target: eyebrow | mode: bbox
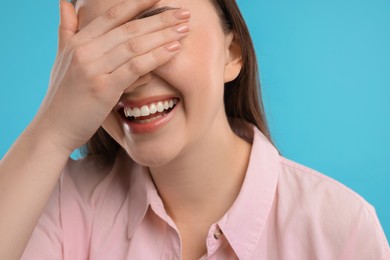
[135,6,179,20]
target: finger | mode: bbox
[92,23,189,74]
[107,41,181,92]
[91,8,190,55]
[76,0,160,40]
[58,0,78,53]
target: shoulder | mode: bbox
[278,156,368,208]
[275,156,390,258]
[277,155,375,223]
[22,155,120,259]
[60,155,131,208]
[60,154,126,206]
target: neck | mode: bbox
[149,118,252,227]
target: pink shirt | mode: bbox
[22,125,390,259]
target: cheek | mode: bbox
[183,30,227,106]
[156,28,227,92]
[186,28,226,73]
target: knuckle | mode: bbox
[160,12,171,24]
[72,46,89,64]
[82,66,96,81]
[89,76,107,97]
[126,39,142,54]
[127,59,144,75]
[74,64,95,84]
[90,84,105,98]
[105,5,121,21]
[122,21,139,35]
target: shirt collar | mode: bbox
[217,125,280,259]
[122,151,174,239]
[118,152,152,239]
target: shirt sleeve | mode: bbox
[344,202,390,260]
[20,181,63,260]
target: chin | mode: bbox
[103,115,187,168]
[123,147,177,168]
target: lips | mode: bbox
[116,95,180,134]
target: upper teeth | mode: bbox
[124,98,177,118]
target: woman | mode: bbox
[0,0,388,259]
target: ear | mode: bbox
[224,32,243,83]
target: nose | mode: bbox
[123,73,153,93]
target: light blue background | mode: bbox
[1,1,389,241]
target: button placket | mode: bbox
[206,225,224,256]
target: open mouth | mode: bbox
[119,98,179,124]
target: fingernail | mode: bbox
[174,9,191,20]
[166,42,181,52]
[175,24,189,33]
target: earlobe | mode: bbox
[224,32,243,83]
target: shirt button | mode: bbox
[213,229,222,240]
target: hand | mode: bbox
[34,0,190,153]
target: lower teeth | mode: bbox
[134,114,163,124]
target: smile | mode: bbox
[124,98,178,123]
[118,97,180,134]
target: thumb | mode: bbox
[58,0,78,53]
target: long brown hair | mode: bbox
[71,0,277,160]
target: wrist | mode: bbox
[27,117,74,157]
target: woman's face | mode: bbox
[77,0,241,167]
